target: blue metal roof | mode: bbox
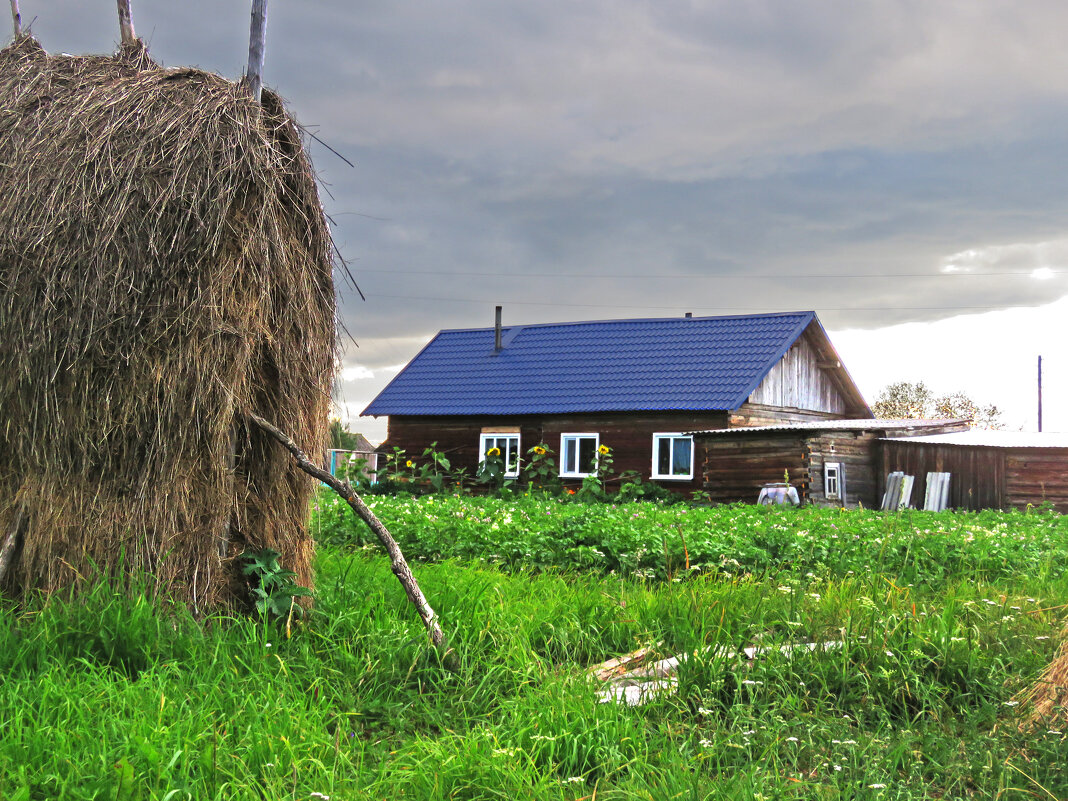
[362,311,818,416]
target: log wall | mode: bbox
[1005,450,1068,511]
[381,411,731,492]
[700,435,810,504]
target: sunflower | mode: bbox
[486,447,501,457]
[598,444,611,455]
[405,459,414,468]
[532,445,547,455]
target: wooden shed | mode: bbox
[880,431,1068,512]
[693,419,971,507]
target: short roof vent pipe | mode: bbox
[494,305,503,352]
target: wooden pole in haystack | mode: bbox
[116,0,137,45]
[246,0,268,103]
[247,414,459,671]
[9,0,21,38]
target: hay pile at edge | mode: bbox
[0,36,336,610]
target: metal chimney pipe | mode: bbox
[494,306,502,352]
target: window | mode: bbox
[824,462,842,500]
[560,433,599,477]
[651,434,694,480]
[480,433,520,478]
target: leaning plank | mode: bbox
[248,413,457,670]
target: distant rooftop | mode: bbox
[882,430,1068,448]
[692,418,969,436]
[363,311,868,417]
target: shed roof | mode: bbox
[692,418,970,437]
[882,430,1068,449]
[363,311,867,416]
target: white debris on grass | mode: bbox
[594,640,843,706]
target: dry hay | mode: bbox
[1016,634,1068,731]
[0,36,336,610]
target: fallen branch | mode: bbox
[247,413,457,670]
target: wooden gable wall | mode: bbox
[745,331,846,415]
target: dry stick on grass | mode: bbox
[116,0,136,45]
[248,413,458,670]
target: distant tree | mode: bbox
[328,418,362,450]
[871,381,935,420]
[931,391,1003,430]
[872,381,1003,429]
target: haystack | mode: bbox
[0,36,336,610]
[1017,635,1068,731]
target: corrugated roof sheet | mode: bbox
[363,311,817,416]
[692,418,970,436]
[882,430,1068,448]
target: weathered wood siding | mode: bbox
[746,334,846,415]
[880,440,1007,511]
[700,435,810,505]
[381,411,731,492]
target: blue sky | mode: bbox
[24,1,1067,438]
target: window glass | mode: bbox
[480,433,520,477]
[560,434,599,477]
[652,434,694,479]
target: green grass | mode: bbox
[1,501,1066,799]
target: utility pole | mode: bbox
[1037,355,1043,432]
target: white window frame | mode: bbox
[559,433,599,478]
[824,462,842,500]
[479,433,521,478]
[651,433,694,480]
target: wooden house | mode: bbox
[362,311,871,492]
[880,430,1068,512]
[692,419,971,507]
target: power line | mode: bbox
[367,291,1054,314]
[355,268,1067,280]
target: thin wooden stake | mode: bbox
[246,0,268,102]
[0,504,24,587]
[247,413,458,670]
[9,0,21,38]
[116,0,136,45]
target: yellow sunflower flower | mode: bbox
[532,446,547,455]
[598,444,610,455]
[486,447,501,457]
[405,459,414,468]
